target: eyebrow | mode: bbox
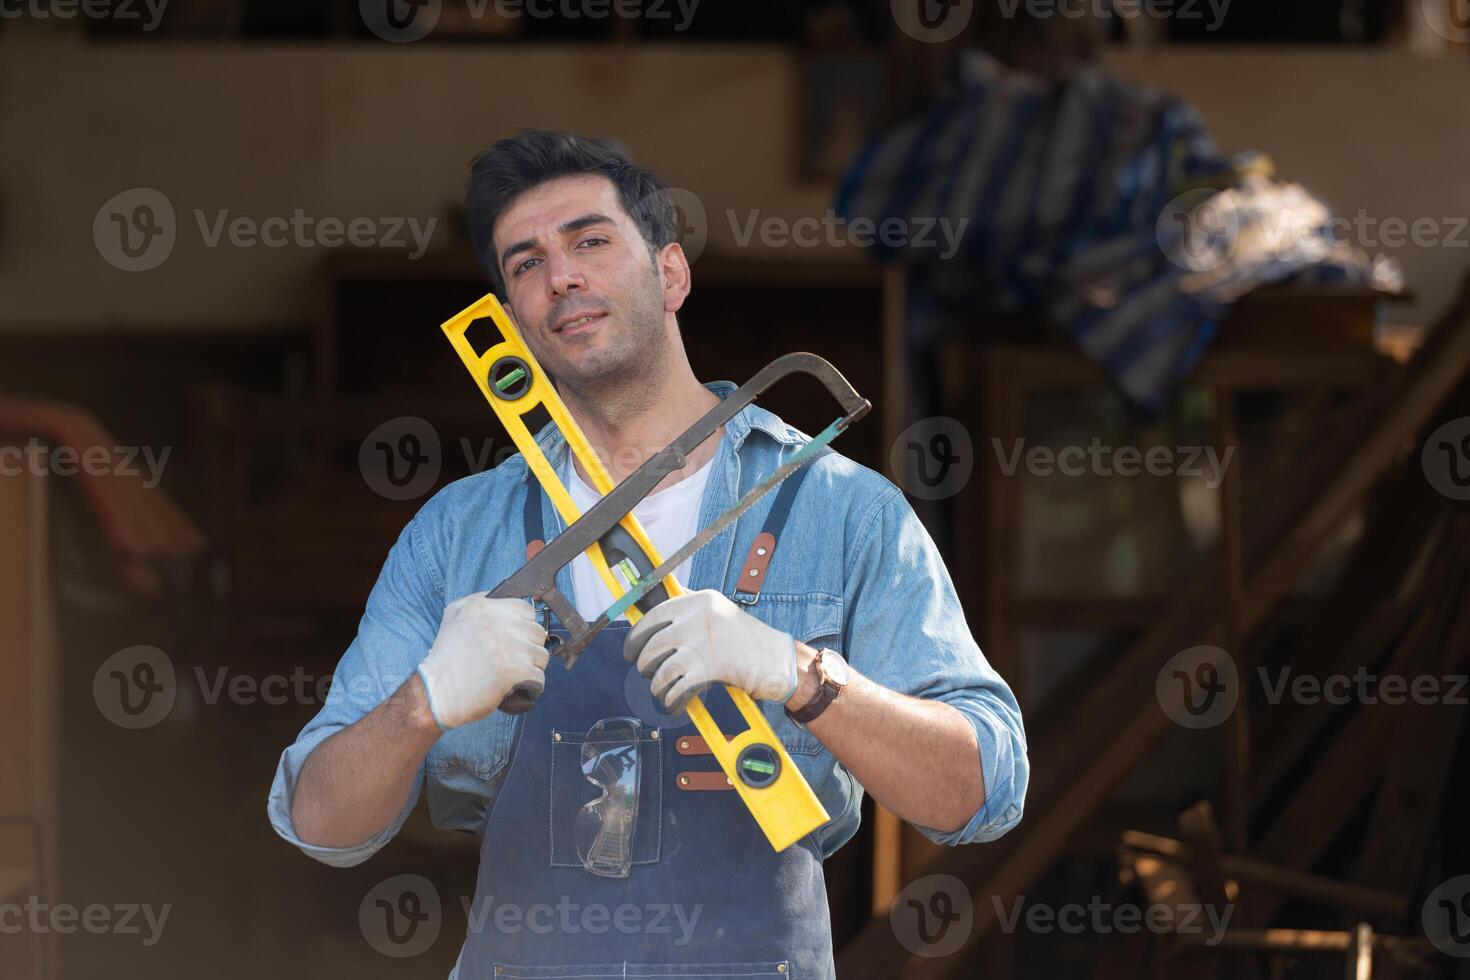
[498,213,616,274]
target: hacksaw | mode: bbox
[441,293,870,853]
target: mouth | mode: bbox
[553,311,607,335]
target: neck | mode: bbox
[558,347,723,492]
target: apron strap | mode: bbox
[523,477,545,559]
[732,455,817,606]
[676,455,820,785]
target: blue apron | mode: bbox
[454,476,835,979]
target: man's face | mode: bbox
[491,174,677,390]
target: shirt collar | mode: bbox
[519,379,800,483]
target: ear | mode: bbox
[656,242,692,314]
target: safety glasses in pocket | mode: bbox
[575,716,643,879]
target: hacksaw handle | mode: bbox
[497,682,542,715]
[493,602,568,715]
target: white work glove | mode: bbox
[416,594,549,730]
[623,588,798,714]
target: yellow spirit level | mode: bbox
[442,293,870,853]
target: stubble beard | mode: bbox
[537,266,669,413]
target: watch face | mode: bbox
[821,649,851,686]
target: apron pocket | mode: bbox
[493,962,792,978]
[549,725,664,869]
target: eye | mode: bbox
[512,255,542,276]
[578,235,609,248]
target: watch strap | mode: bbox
[785,649,843,725]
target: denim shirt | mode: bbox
[268,380,1028,867]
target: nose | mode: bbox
[545,249,587,299]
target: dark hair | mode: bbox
[465,129,679,296]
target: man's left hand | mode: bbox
[623,588,798,714]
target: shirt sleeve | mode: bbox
[266,509,446,867]
[841,486,1029,846]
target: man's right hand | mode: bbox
[416,595,549,729]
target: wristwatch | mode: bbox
[785,648,850,726]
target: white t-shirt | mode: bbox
[563,452,714,622]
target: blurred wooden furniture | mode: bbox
[872,286,1398,895]
[0,400,203,979]
[949,286,1397,709]
[957,286,1400,858]
[1110,803,1435,980]
[841,276,1470,977]
[0,467,56,980]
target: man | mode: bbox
[269,130,1027,977]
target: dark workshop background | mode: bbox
[3,1,1470,978]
